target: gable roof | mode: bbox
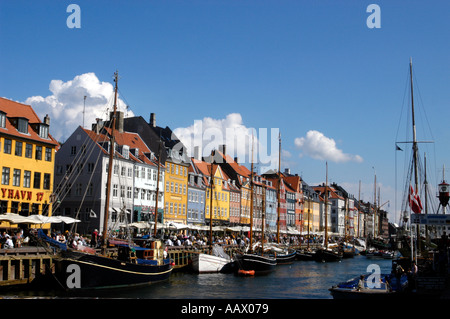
[0,97,59,147]
[81,126,162,168]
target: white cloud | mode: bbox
[174,113,280,170]
[25,73,133,141]
[294,130,363,163]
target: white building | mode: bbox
[54,113,164,235]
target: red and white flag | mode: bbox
[409,185,423,214]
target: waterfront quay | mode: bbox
[0,246,54,287]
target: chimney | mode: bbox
[92,118,103,134]
[284,168,290,175]
[110,111,124,133]
[43,114,50,125]
[150,113,156,127]
[234,156,239,164]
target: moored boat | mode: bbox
[234,253,276,275]
[55,248,172,289]
[191,245,231,273]
[274,250,297,265]
[296,249,315,261]
[329,272,408,299]
[313,247,342,262]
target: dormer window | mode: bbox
[0,112,5,128]
[39,124,49,139]
[122,145,129,159]
[13,117,29,134]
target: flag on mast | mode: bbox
[409,184,423,214]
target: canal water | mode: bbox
[5,254,393,299]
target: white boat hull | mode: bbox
[191,253,230,273]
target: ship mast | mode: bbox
[153,142,162,238]
[276,133,281,243]
[324,162,329,248]
[249,134,254,252]
[209,151,214,254]
[102,71,119,255]
[410,58,419,194]
[409,58,421,259]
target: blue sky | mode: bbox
[2,0,450,222]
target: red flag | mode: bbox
[409,185,423,214]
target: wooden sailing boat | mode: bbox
[41,71,173,289]
[235,135,276,275]
[191,151,231,273]
[314,162,342,262]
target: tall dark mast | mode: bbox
[102,71,118,255]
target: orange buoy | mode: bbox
[238,269,255,276]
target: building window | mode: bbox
[75,182,82,195]
[33,172,41,189]
[2,167,10,185]
[30,203,39,214]
[13,169,20,187]
[88,183,93,196]
[23,170,31,188]
[17,118,28,134]
[25,143,33,158]
[15,141,22,156]
[71,146,76,155]
[39,124,49,139]
[4,139,11,154]
[45,148,52,161]
[0,201,7,213]
[43,173,51,190]
[11,201,19,214]
[113,184,118,197]
[35,146,42,160]
[127,186,132,199]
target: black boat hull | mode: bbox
[274,251,297,265]
[296,250,315,261]
[313,248,342,262]
[55,250,173,289]
[235,253,276,275]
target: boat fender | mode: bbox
[238,269,255,276]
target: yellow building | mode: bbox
[0,97,59,229]
[239,179,251,225]
[205,164,230,225]
[164,158,189,225]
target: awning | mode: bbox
[127,221,164,229]
[165,222,190,230]
[0,213,80,225]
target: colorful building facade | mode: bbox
[0,97,59,229]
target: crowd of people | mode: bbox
[0,226,331,251]
[160,231,327,249]
[0,229,32,248]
